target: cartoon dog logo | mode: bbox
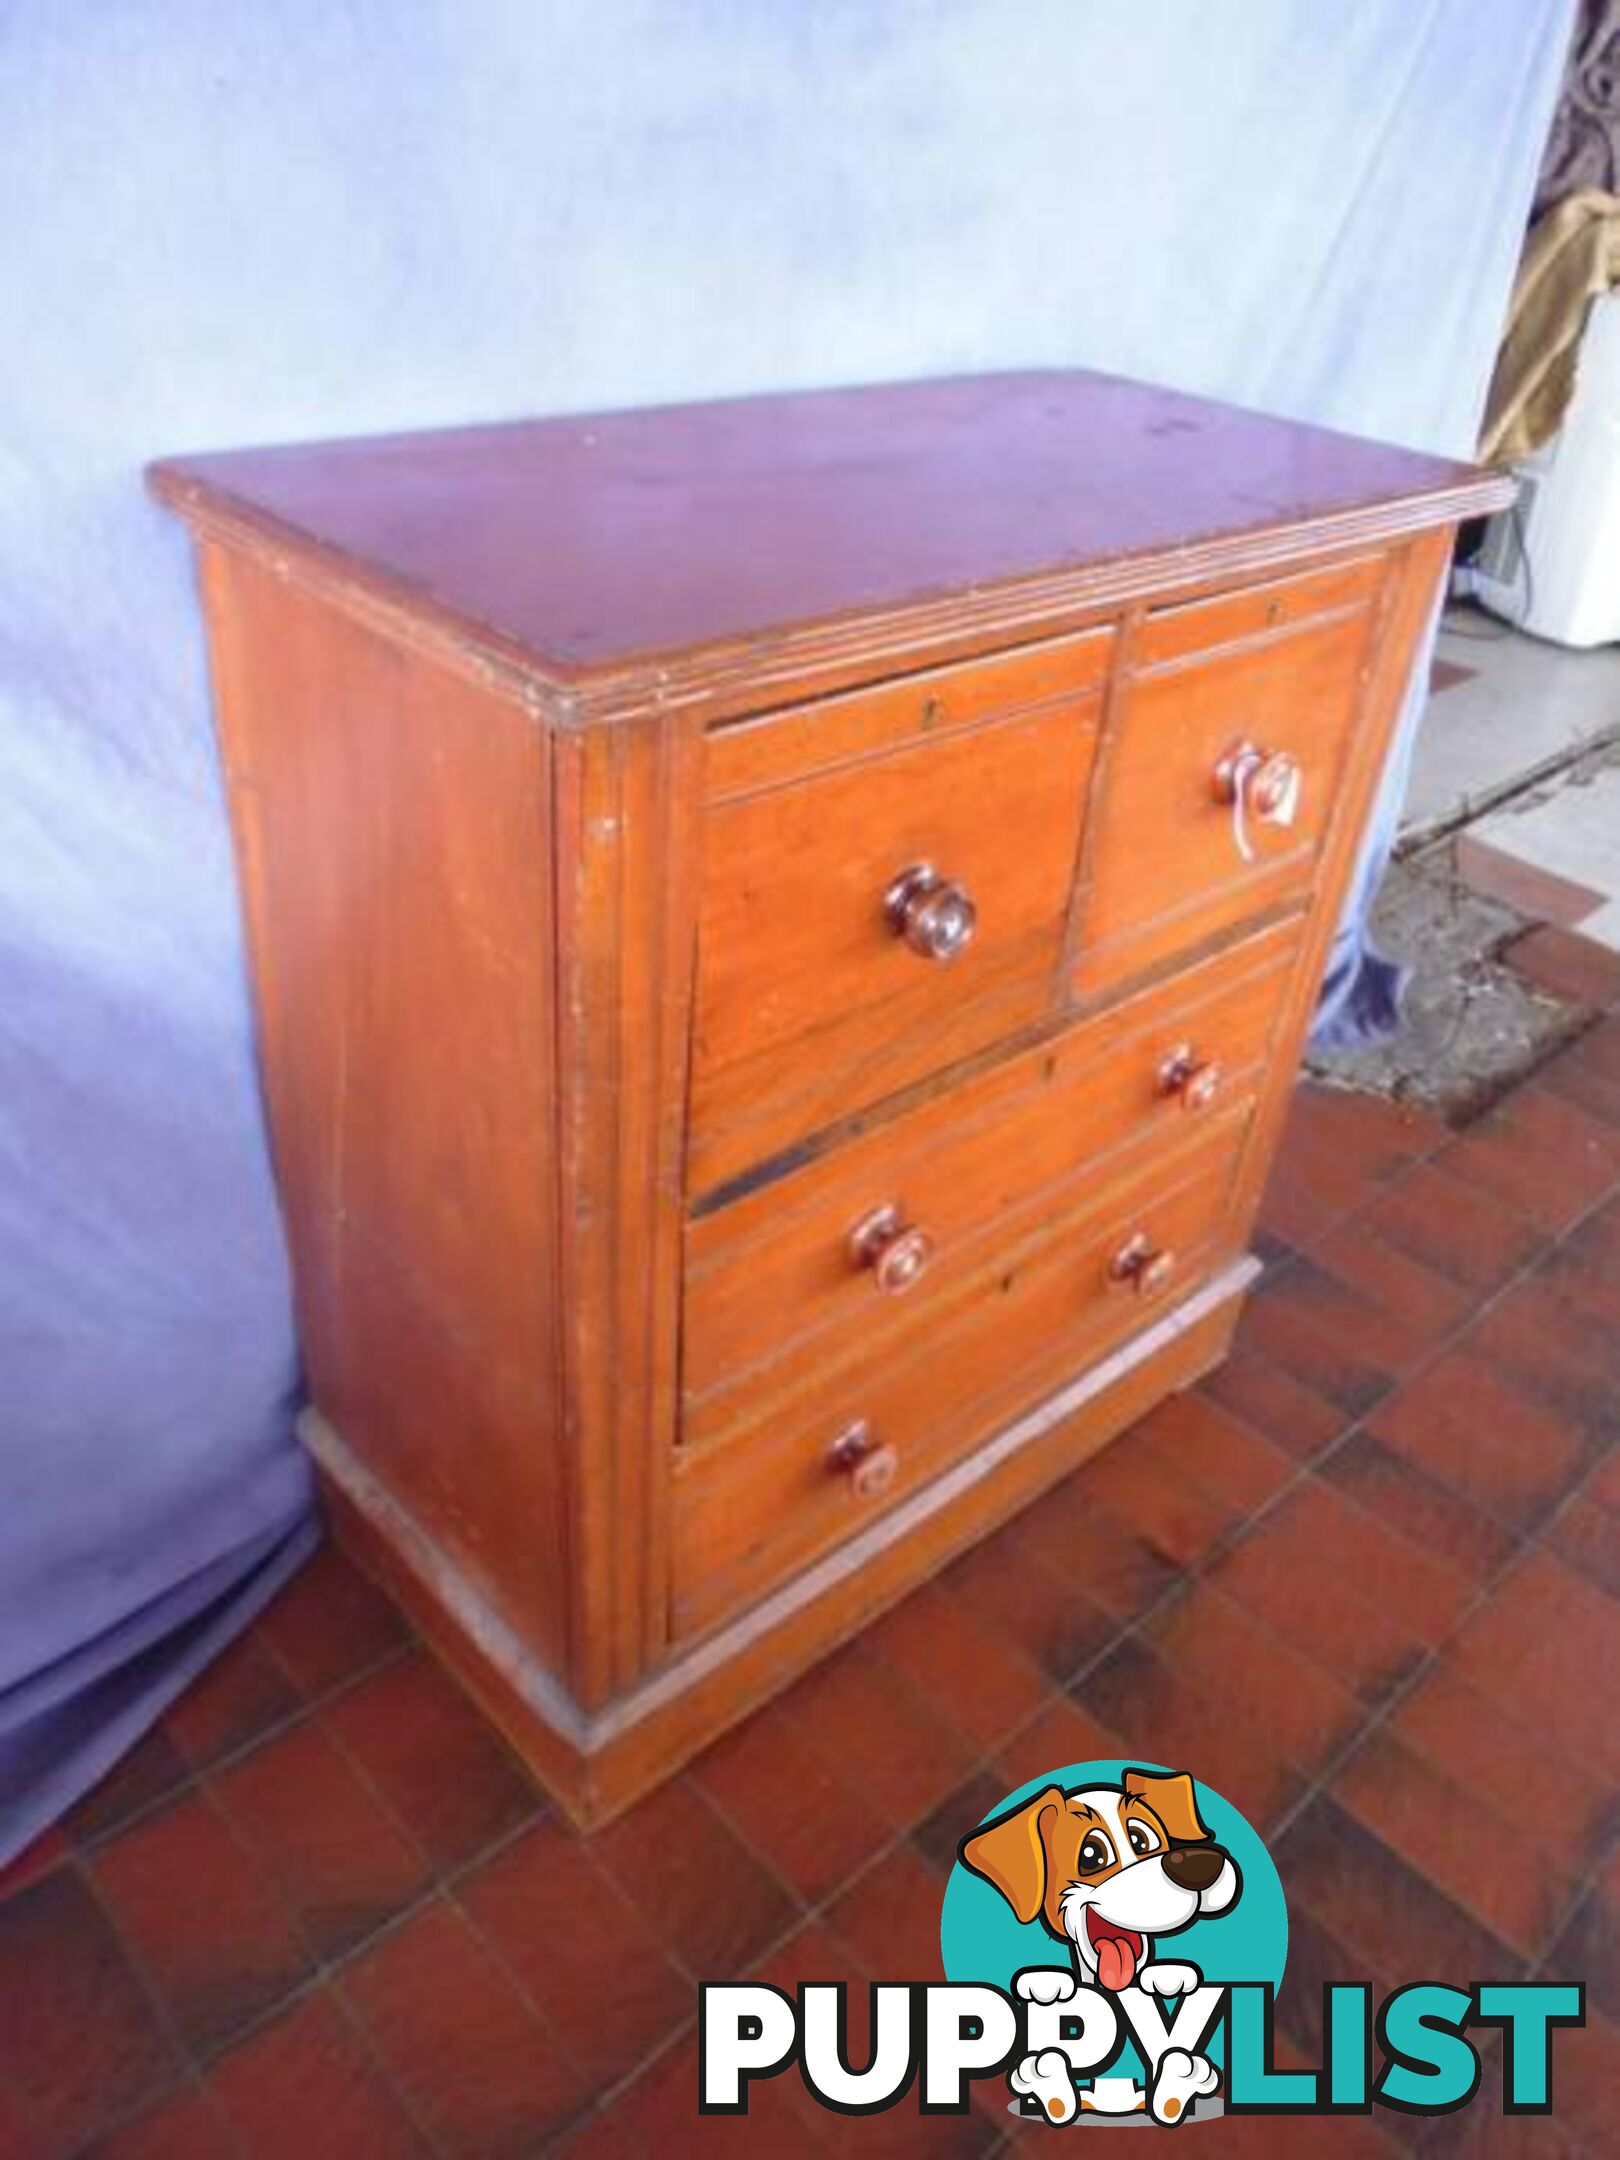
[960,1767,1241,2125]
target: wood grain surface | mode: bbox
[157,375,1498,1823]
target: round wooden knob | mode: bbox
[1110,1233,1176,1298]
[848,1204,935,1295]
[1211,740,1301,824]
[1157,1045,1224,1113]
[1247,750,1301,821]
[885,863,978,961]
[828,1420,901,1500]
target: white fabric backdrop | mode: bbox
[0,0,1573,1856]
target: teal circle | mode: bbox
[939,1759,1286,2081]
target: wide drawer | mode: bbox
[687,633,1112,1197]
[1073,578,1380,996]
[683,912,1301,1424]
[669,1132,1244,1640]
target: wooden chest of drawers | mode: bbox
[152,372,1507,1825]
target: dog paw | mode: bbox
[1015,1967,1078,2005]
[1150,2047,1220,2125]
[1011,2048,1078,2124]
[1137,1959,1201,1997]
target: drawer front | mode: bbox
[1073,590,1379,996]
[688,643,1111,1198]
[1133,553,1383,670]
[683,913,1301,1422]
[670,1134,1243,1640]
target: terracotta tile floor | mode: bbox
[5,1008,1620,2156]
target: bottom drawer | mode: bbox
[669,1131,1244,1640]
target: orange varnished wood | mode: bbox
[1132,550,1384,668]
[704,624,1115,800]
[1223,530,1454,1248]
[151,371,1509,729]
[683,915,1300,1412]
[551,718,704,1697]
[1072,602,1376,996]
[671,1133,1245,1638]
[306,1268,1246,1824]
[154,371,1505,1827]
[689,691,1102,1191]
[196,542,570,1668]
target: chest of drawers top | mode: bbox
[151,368,1503,729]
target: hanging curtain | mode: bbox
[0,0,1575,1859]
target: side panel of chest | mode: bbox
[195,542,573,1674]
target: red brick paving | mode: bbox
[1500,923,1620,1012]
[4,1006,1619,2155]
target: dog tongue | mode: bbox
[1095,1931,1138,1991]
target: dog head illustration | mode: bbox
[959,1768,1240,1991]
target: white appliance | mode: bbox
[1474,287,1620,647]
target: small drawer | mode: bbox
[1134,553,1383,670]
[682,913,1300,1423]
[670,1135,1244,1640]
[1073,590,1380,996]
[688,639,1111,1197]
[704,626,1115,801]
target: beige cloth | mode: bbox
[1481,188,1620,462]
